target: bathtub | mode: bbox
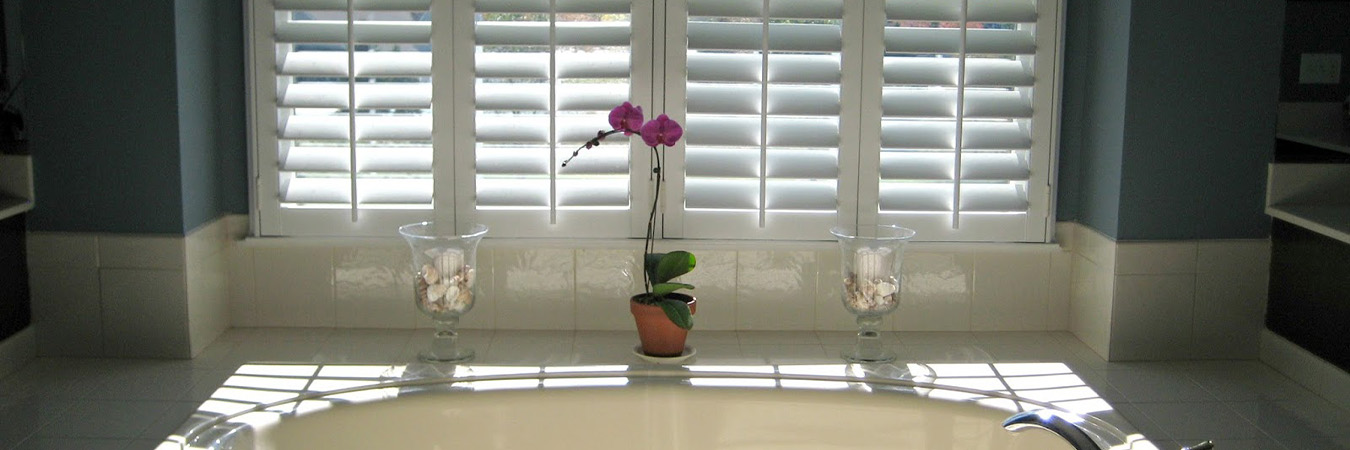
[172,365,1143,450]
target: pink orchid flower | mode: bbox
[640,114,683,147]
[608,102,644,135]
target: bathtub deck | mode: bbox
[0,330,1347,449]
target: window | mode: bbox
[249,0,1061,242]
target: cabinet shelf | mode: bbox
[0,155,32,221]
[1266,204,1350,245]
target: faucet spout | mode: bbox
[1002,410,1104,450]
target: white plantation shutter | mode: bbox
[468,0,650,238]
[669,0,860,240]
[861,0,1058,241]
[255,0,438,236]
[249,0,1062,241]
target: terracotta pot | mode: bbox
[630,293,696,357]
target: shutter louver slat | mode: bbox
[768,54,841,84]
[686,179,760,210]
[684,116,762,147]
[475,53,550,79]
[880,151,1028,181]
[885,0,1037,22]
[475,147,550,175]
[474,84,551,111]
[276,0,432,11]
[686,147,760,179]
[688,22,842,52]
[276,21,431,44]
[282,146,433,173]
[767,86,840,116]
[278,52,432,77]
[688,53,761,83]
[884,28,1037,56]
[476,0,630,14]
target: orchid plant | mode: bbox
[562,102,697,330]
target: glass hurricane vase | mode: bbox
[399,222,488,363]
[830,224,917,363]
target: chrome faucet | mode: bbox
[1002,409,1214,450]
[1002,410,1104,450]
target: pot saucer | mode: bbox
[632,345,696,364]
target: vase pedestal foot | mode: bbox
[418,320,474,363]
[842,316,895,363]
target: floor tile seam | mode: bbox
[1127,400,1266,441]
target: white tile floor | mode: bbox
[1,329,1348,450]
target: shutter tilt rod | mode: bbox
[952,0,969,229]
[548,0,558,225]
[347,0,359,222]
[758,0,770,229]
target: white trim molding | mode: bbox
[1261,328,1350,411]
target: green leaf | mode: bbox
[644,252,665,286]
[653,251,696,284]
[651,282,694,297]
[657,298,694,330]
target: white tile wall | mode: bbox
[1069,253,1113,358]
[971,251,1051,331]
[493,248,575,330]
[736,251,817,330]
[186,220,230,357]
[332,247,418,329]
[1110,274,1197,360]
[574,249,641,331]
[27,216,1285,367]
[1060,222,1274,362]
[97,235,184,270]
[1115,242,1197,275]
[679,250,738,331]
[27,217,234,358]
[100,269,189,358]
[253,247,334,328]
[894,251,973,331]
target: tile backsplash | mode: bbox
[26,216,1272,363]
[225,223,1071,334]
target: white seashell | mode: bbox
[436,249,464,275]
[463,268,475,288]
[455,289,473,309]
[854,247,893,283]
[444,285,460,305]
[875,281,897,297]
[427,282,449,302]
[423,264,440,284]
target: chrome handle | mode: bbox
[1002,410,1103,450]
[1182,441,1215,450]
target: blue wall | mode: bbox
[1057,0,1131,238]
[1058,0,1284,241]
[21,0,246,235]
[22,1,185,234]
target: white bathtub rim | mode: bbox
[175,368,1132,449]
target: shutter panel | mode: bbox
[264,0,435,235]
[678,0,853,240]
[873,0,1054,242]
[470,0,641,237]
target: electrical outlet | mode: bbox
[1299,53,1342,84]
